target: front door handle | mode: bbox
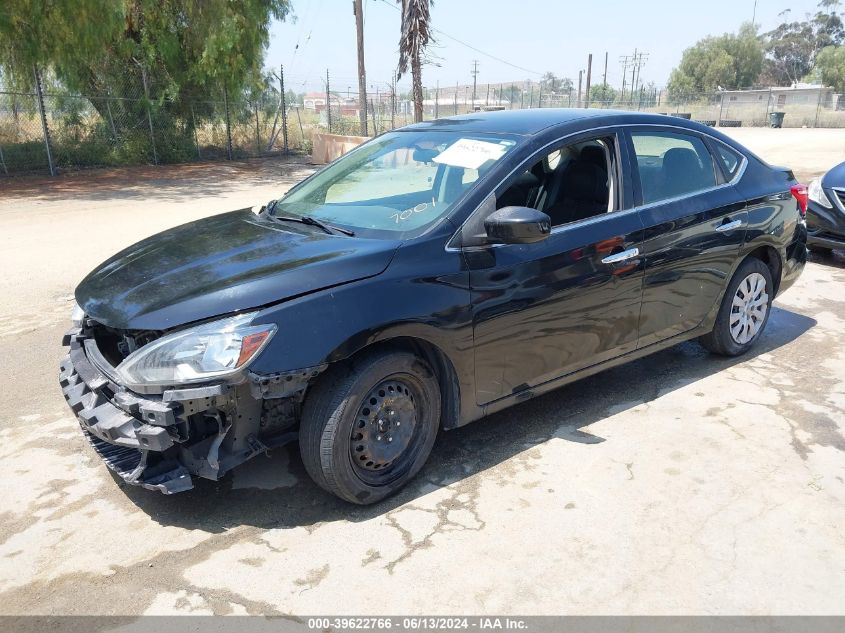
[715,219,743,233]
[601,247,639,265]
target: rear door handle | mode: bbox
[715,219,743,233]
[601,247,639,264]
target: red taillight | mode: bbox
[790,184,808,217]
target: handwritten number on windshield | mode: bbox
[390,202,432,224]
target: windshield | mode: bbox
[275,131,518,237]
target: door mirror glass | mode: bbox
[484,206,551,244]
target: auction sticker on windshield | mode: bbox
[433,138,510,170]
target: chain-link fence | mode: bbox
[2,71,844,177]
[0,71,307,176]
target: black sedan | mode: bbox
[60,109,807,503]
[807,160,845,253]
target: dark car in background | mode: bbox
[807,161,845,254]
[60,109,807,504]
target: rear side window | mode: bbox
[631,131,716,204]
[714,142,742,180]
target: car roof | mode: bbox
[401,108,715,137]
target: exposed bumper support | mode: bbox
[59,327,309,494]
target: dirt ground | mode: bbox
[0,128,843,616]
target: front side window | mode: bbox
[630,131,716,204]
[276,131,517,237]
[495,137,618,227]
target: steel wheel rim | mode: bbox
[730,272,768,345]
[349,377,422,481]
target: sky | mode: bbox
[264,0,829,94]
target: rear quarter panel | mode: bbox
[733,158,807,296]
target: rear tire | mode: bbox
[699,257,774,357]
[299,349,440,504]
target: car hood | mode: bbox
[822,161,845,188]
[76,209,400,330]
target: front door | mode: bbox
[466,132,645,404]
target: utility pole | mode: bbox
[577,70,583,108]
[619,54,633,103]
[603,51,608,89]
[353,0,368,136]
[391,76,397,129]
[631,48,638,101]
[471,60,479,110]
[434,80,439,119]
[633,51,649,106]
[585,53,593,108]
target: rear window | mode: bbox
[714,142,742,180]
[631,131,716,204]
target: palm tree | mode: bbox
[397,0,432,123]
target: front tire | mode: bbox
[699,257,774,356]
[299,350,440,504]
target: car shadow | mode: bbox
[119,305,816,531]
[809,248,845,269]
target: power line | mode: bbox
[374,0,542,76]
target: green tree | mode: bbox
[539,72,573,94]
[397,0,433,123]
[762,1,844,85]
[541,72,558,92]
[0,0,291,111]
[815,45,845,90]
[667,23,764,98]
[589,84,618,105]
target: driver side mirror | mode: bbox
[484,206,551,244]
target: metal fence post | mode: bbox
[280,65,289,153]
[0,144,8,175]
[105,94,118,142]
[326,69,332,134]
[254,100,261,156]
[190,103,201,159]
[223,86,233,160]
[33,65,56,176]
[295,106,304,147]
[141,69,158,165]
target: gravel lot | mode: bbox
[0,129,843,615]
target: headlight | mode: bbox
[115,312,276,389]
[71,301,85,328]
[808,178,832,209]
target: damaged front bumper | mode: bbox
[59,327,319,494]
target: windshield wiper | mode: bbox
[261,200,355,236]
[273,214,355,237]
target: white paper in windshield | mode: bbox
[432,138,507,170]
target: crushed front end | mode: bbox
[59,315,322,494]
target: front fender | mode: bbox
[247,236,478,426]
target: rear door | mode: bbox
[625,127,747,347]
